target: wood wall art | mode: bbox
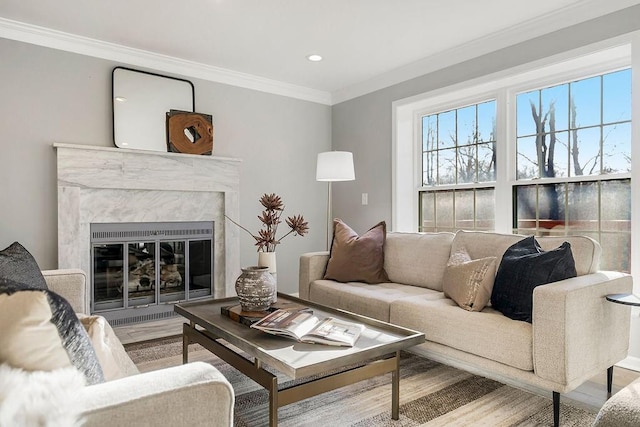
[166,110,214,155]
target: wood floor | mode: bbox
[113,316,640,412]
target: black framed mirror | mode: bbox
[112,67,195,152]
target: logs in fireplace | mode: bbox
[91,221,214,325]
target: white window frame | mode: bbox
[393,34,638,273]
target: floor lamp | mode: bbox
[316,151,355,250]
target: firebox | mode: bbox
[90,221,214,325]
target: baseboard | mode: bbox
[616,356,640,372]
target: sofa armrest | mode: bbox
[533,271,632,389]
[79,362,234,427]
[42,269,89,314]
[299,251,329,300]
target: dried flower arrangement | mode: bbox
[226,193,309,252]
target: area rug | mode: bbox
[125,336,597,426]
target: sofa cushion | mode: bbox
[390,296,533,371]
[0,242,48,290]
[491,236,577,323]
[324,219,389,284]
[384,232,455,291]
[451,230,599,276]
[0,279,104,385]
[309,279,443,322]
[442,247,497,312]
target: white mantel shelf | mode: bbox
[54,143,241,299]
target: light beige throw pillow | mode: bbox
[77,314,131,381]
[0,291,73,372]
[442,248,497,312]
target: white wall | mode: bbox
[0,37,331,294]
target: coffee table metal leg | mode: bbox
[392,350,400,420]
[269,376,278,427]
[182,323,190,364]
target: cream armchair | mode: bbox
[42,269,234,427]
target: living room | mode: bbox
[2,0,640,425]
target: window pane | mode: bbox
[567,182,598,231]
[422,115,437,151]
[517,90,539,137]
[475,189,495,230]
[548,131,568,178]
[517,136,539,179]
[457,105,476,147]
[477,101,496,143]
[438,148,456,185]
[571,127,600,176]
[438,110,456,148]
[435,191,454,229]
[603,69,631,124]
[420,192,435,231]
[455,190,474,229]
[477,143,496,182]
[603,122,631,174]
[542,83,569,132]
[537,184,565,227]
[601,179,631,232]
[515,185,537,230]
[457,145,476,184]
[570,76,600,128]
[423,152,435,185]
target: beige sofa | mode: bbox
[42,269,234,427]
[299,230,632,426]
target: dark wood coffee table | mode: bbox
[175,293,425,426]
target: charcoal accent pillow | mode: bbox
[0,278,104,385]
[323,219,390,284]
[490,236,577,323]
[0,242,48,290]
[442,247,497,312]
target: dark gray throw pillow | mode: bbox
[0,241,48,290]
[0,278,104,385]
[490,236,577,323]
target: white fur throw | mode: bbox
[0,364,85,427]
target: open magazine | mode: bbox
[250,308,365,347]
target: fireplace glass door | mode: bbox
[91,221,214,321]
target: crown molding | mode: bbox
[0,17,332,105]
[332,0,640,105]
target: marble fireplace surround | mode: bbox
[55,143,241,301]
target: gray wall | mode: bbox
[331,4,640,235]
[0,37,331,294]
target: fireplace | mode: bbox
[55,143,241,325]
[91,221,214,325]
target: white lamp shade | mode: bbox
[316,151,355,182]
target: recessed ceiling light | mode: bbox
[306,54,323,62]
[114,96,127,102]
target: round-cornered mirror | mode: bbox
[112,67,195,152]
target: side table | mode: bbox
[604,293,639,396]
[606,293,640,306]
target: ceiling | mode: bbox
[0,0,638,104]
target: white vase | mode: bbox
[257,251,277,303]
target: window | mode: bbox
[514,69,632,271]
[399,47,633,272]
[419,101,496,232]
